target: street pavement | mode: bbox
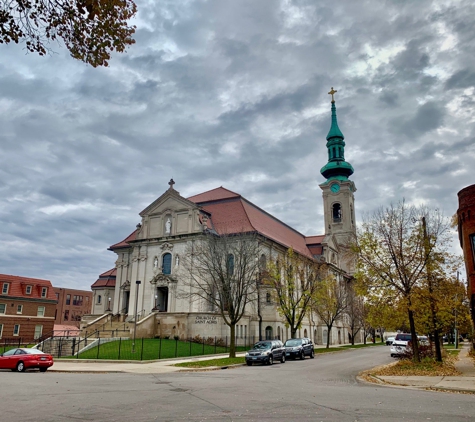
[48,341,475,393]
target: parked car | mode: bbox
[283,337,315,359]
[0,348,54,372]
[245,340,286,366]
[385,337,395,346]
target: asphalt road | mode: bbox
[1,346,473,422]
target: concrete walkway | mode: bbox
[375,342,475,393]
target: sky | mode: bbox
[1,0,474,290]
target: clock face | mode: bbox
[330,183,340,193]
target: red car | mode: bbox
[0,348,54,372]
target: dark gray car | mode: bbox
[245,340,286,366]
[284,337,315,359]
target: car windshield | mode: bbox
[252,342,272,350]
[284,340,302,347]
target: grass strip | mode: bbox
[174,357,245,368]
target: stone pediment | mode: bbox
[140,189,199,218]
[150,273,176,286]
[137,184,205,239]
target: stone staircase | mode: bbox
[81,315,131,339]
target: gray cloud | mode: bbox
[0,0,473,289]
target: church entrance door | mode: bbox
[156,287,168,312]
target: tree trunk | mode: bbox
[229,323,236,358]
[326,324,332,348]
[291,326,298,339]
[408,307,420,362]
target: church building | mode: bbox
[89,90,359,345]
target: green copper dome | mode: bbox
[320,89,354,181]
[326,102,344,140]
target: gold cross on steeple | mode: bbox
[328,87,337,103]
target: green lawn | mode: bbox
[75,338,247,361]
[174,357,245,368]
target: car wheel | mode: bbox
[300,351,305,360]
[281,354,285,363]
[39,368,48,372]
[268,355,273,365]
[246,361,252,366]
[310,350,315,359]
[16,361,26,372]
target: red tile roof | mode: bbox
[91,268,116,288]
[188,187,241,203]
[306,235,325,245]
[193,193,320,259]
[0,274,57,301]
[109,230,137,250]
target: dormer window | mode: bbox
[25,285,32,295]
[41,287,48,298]
[2,283,9,295]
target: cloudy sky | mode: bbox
[1,0,474,290]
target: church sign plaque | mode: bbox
[194,315,218,324]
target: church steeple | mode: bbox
[320,88,354,181]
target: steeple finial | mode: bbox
[328,87,337,103]
[168,178,175,190]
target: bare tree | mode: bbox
[346,282,363,345]
[266,248,326,339]
[313,274,348,348]
[354,201,450,362]
[181,232,260,358]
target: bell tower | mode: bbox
[319,88,356,252]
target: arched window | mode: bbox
[162,253,172,275]
[332,203,342,222]
[265,326,273,340]
[97,295,102,305]
[227,254,234,276]
[304,329,308,338]
[266,292,271,304]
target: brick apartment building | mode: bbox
[0,274,57,342]
[54,287,92,326]
[457,184,475,330]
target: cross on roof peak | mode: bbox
[168,178,175,190]
[328,87,337,103]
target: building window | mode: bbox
[17,305,23,314]
[2,283,9,294]
[97,295,102,305]
[0,304,6,315]
[26,285,32,295]
[470,234,475,264]
[85,296,89,303]
[265,326,273,340]
[266,292,271,304]
[0,323,3,339]
[55,292,60,300]
[259,254,267,271]
[227,254,235,276]
[13,324,20,336]
[64,310,69,321]
[66,294,71,305]
[41,287,48,298]
[37,306,45,317]
[34,325,43,339]
[162,253,172,275]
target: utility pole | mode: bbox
[132,280,141,353]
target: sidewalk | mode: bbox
[49,343,340,374]
[373,343,475,393]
